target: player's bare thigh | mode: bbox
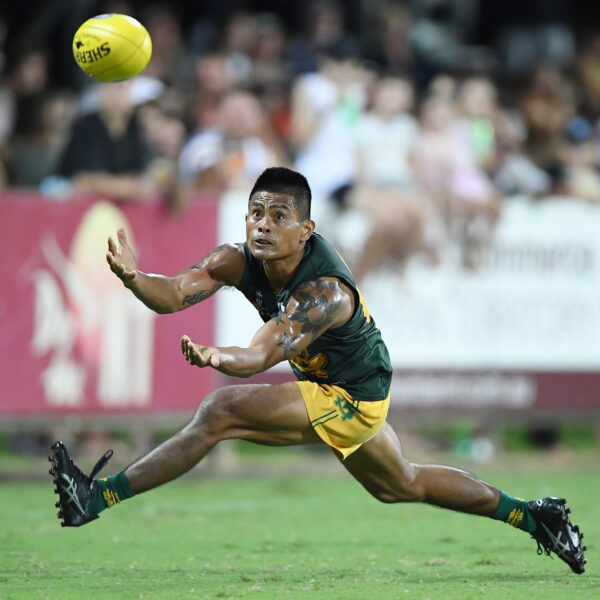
[335,421,418,502]
[202,381,322,447]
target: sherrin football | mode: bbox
[73,14,152,83]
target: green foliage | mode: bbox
[1,471,598,599]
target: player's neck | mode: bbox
[262,249,305,293]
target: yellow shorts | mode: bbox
[295,380,390,459]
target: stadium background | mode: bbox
[1,0,599,474]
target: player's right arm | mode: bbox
[106,228,244,314]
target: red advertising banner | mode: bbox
[0,192,219,415]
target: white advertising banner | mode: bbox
[364,198,600,371]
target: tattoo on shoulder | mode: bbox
[289,280,343,338]
[189,244,231,270]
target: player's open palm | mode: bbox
[106,228,138,284]
[181,335,221,368]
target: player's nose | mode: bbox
[257,218,271,232]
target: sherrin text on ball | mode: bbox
[73,13,152,83]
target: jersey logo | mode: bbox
[290,349,328,378]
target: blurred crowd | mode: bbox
[2,0,600,275]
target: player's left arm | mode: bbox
[180,277,354,377]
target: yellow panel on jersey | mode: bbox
[295,380,390,459]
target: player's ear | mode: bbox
[300,219,315,242]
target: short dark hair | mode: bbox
[249,167,312,221]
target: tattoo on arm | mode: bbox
[182,285,223,306]
[289,280,343,341]
[276,332,299,359]
[273,314,286,325]
[183,244,233,306]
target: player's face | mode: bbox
[246,191,311,260]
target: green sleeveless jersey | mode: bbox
[237,233,392,400]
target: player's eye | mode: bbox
[275,213,285,221]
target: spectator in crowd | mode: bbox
[410,0,497,88]
[138,4,196,93]
[291,43,369,202]
[4,48,53,186]
[194,51,236,101]
[492,109,552,197]
[349,76,437,281]
[411,93,499,269]
[220,12,259,89]
[556,116,600,204]
[287,0,357,75]
[178,90,287,192]
[575,31,600,122]
[250,13,291,91]
[10,90,75,187]
[361,2,414,77]
[454,77,497,170]
[54,79,176,206]
[517,63,577,179]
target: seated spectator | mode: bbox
[251,13,292,91]
[178,90,287,192]
[349,77,437,281]
[454,77,497,170]
[220,12,258,88]
[412,94,499,269]
[576,31,600,120]
[53,79,178,207]
[138,4,196,93]
[287,0,357,75]
[556,116,600,204]
[4,48,51,187]
[492,109,551,197]
[58,81,151,178]
[361,2,414,76]
[10,90,75,187]
[291,43,367,201]
[517,63,576,177]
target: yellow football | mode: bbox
[73,13,152,83]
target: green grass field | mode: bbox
[1,463,598,599]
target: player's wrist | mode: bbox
[122,269,139,288]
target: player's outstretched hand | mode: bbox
[106,228,138,284]
[181,335,221,368]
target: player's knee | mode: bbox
[188,387,238,438]
[371,462,424,504]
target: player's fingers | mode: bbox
[106,253,120,272]
[180,335,189,355]
[210,352,220,368]
[117,228,127,246]
[107,236,117,255]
